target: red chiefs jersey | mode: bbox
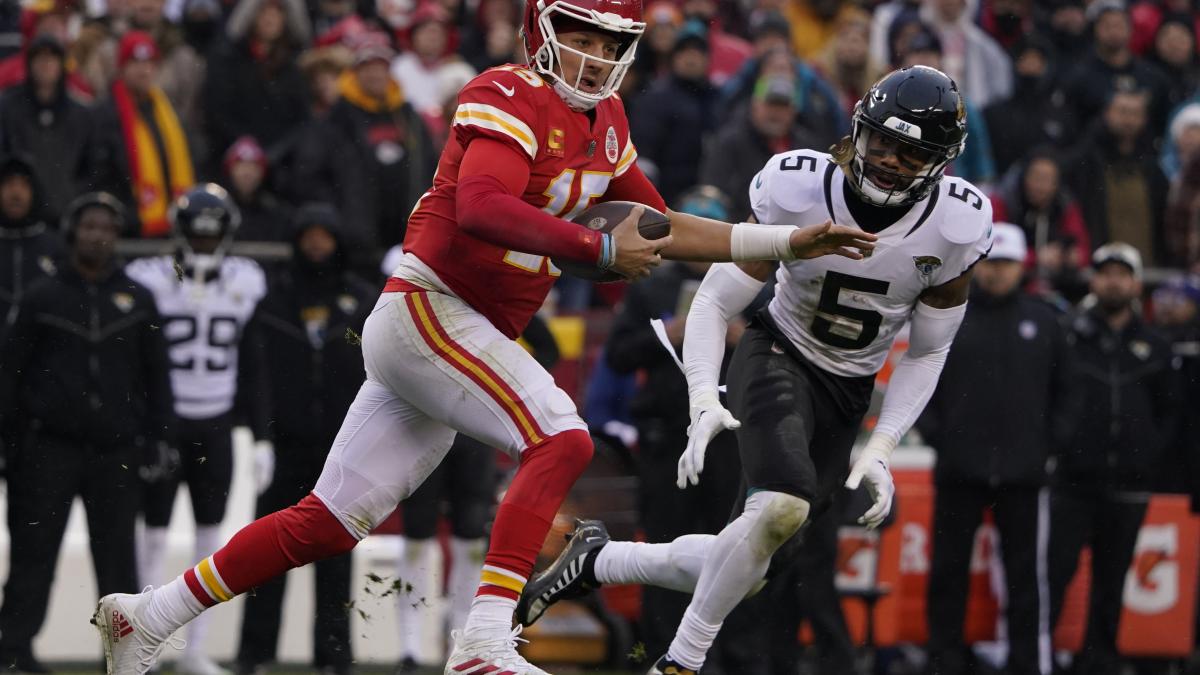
[401,64,641,338]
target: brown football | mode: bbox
[553,201,672,282]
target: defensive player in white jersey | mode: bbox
[517,66,994,673]
[124,184,273,675]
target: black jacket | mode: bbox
[630,73,718,205]
[919,289,1073,488]
[0,221,64,329]
[0,72,93,223]
[292,96,434,268]
[202,38,309,162]
[699,109,823,220]
[256,252,375,446]
[0,264,175,450]
[1057,308,1181,492]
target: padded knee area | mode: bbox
[747,491,811,552]
[525,428,593,479]
[279,493,360,562]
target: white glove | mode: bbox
[677,397,741,489]
[253,440,275,496]
[844,438,896,530]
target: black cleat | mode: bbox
[515,519,608,626]
[646,655,697,675]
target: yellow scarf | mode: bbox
[113,80,195,236]
[337,70,404,113]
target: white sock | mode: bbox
[143,575,206,638]
[139,525,169,588]
[184,526,223,661]
[461,594,515,640]
[447,538,485,633]
[667,492,806,670]
[593,535,714,593]
[395,537,440,659]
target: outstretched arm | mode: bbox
[602,163,877,264]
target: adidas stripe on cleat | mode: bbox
[93,591,185,675]
[443,627,549,675]
[516,519,608,626]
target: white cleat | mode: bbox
[443,626,551,675]
[175,654,231,675]
[92,592,185,675]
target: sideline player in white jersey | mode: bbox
[516,66,994,673]
[124,184,273,675]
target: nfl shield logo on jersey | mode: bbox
[913,256,943,277]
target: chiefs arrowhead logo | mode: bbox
[111,610,134,640]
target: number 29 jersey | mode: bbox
[125,255,267,420]
[398,64,640,339]
[753,151,993,378]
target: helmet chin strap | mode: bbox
[552,80,599,111]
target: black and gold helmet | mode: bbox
[840,66,967,207]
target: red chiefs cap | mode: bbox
[118,31,160,69]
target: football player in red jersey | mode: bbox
[92,2,876,673]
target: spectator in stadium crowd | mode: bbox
[222,135,290,244]
[176,0,225,54]
[1149,276,1200,502]
[718,47,847,150]
[389,3,476,123]
[1066,88,1169,266]
[293,34,434,271]
[983,34,1079,175]
[458,0,520,73]
[700,76,820,220]
[980,0,1035,48]
[604,186,767,668]
[235,203,370,675]
[1037,0,1091,63]
[1147,14,1200,114]
[0,2,20,60]
[919,0,1013,109]
[991,148,1091,300]
[918,223,1073,675]
[893,27,996,188]
[0,192,175,674]
[88,31,196,238]
[627,0,683,99]
[123,0,206,143]
[297,42,351,118]
[0,155,61,331]
[1165,109,1200,271]
[630,26,718,205]
[203,0,310,167]
[0,0,93,100]
[1050,244,1182,675]
[1061,0,1170,137]
[0,35,93,225]
[1129,0,1200,56]
[678,0,751,86]
[811,6,887,117]
[868,0,920,69]
[1162,102,1200,181]
[777,0,859,61]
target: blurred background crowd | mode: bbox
[1,0,1200,673]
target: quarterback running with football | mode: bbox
[518,66,994,674]
[92,1,875,673]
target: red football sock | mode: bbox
[184,493,358,606]
[477,429,594,600]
